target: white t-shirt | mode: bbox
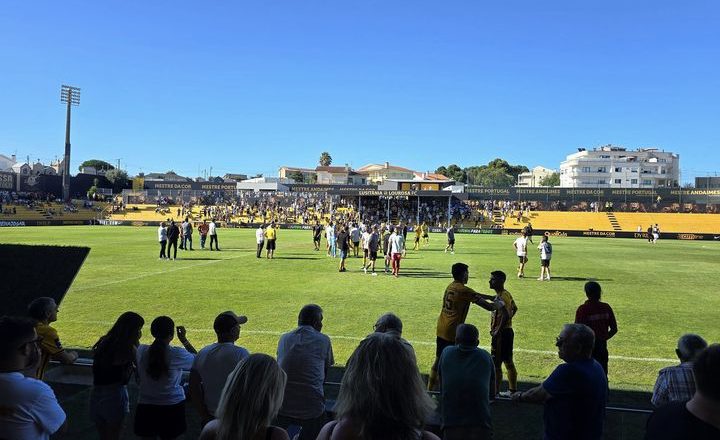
[390,233,404,254]
[192,343,250,414]
[255,228,265,244]
[208,222,217,236]
[136,344,195,405]
[539,241,552,260]
[514,237,528,257]
[325,225,335,240]
[362,231,372,249]
[0,372,66,440]
[158,226,167,242]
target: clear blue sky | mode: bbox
[1,1,718,183]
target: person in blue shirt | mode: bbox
[511,323,607,440]
[438,323,494,440]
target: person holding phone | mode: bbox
[134,316,196,439]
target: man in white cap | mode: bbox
[189,311,250,426]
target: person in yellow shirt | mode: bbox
[421,222,429,246]
[488,270,519,396]
[428,263,501,391]
[265,222,277,259]
[413,223,422,251]
[27,297,78,379]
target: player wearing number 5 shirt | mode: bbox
[427,263,501,391]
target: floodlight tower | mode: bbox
[60,85,81,201]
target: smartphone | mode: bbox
[286,424,302,440]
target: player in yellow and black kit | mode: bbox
[427,263,501,390]
[413,223,422,250]
[488,270,518,396]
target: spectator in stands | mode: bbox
[428,263,500,391]
[511,323,608,440]
[489,270,519,397]
[26,297,78,379]
[166,220,180,260]
[91,311,145,440]
[198,219,209,249]
[438,324,494,440]
[575,281,618,375]
[190,311,250,426]
[651,334,708,407]
[645,344,720,439]
[316,333,439,440]
[373,312,415,359]
[0,316,67,438]
[158,222,168,260]
[276,304,334,440]
[209,218,220,251]
[200,354,290,440]
[134,316,197,440]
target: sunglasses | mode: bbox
[555,337,566,347]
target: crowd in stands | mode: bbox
[1,269,719,439]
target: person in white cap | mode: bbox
[189,311,250,426]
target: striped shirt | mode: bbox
[651,362,696,407]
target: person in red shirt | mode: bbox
[575,281,618,375]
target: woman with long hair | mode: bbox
[134,316,196,440]
[90,311,145,440]
[317,333,439,440]
[200,353,289,440]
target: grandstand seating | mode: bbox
[1,202,107,222]
[495,210,720,233]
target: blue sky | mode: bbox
[1,1,718,183]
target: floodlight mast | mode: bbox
[60,85,80,202]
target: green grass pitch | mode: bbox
[2,226,719,390]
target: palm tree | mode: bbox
[319,152,332,166]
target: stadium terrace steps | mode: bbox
[606,212,623,231]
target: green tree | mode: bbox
[435,166,448,176]
[319,152,333,166]
[474,167,515,187]
[78,159,114,172]
[445,164,466,183]
[540,172,560,187]
[288,171,305,183]
[105,169,129,193]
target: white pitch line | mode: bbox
[69,253,250,292]
[61,320,675,363]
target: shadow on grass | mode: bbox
[275,256,321,260]
[400,269,448,279]
[546,276,613,282]
[173,257,224,261]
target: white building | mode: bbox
[0,154,17,172]
[517,166,556,187]
[560,146,679,188]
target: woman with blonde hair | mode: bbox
[200,353,290,440]
[317,333,439,440]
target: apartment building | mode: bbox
[559,146,679,188]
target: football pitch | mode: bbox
[3,226,719,390]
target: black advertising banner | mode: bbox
[0,172,14,190]
[143,181,238,192]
